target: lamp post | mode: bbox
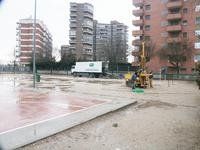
[33,0,37,88]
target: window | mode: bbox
[170,32,179,37]
[196,17,200,25]
[169,20,180,25]
[183,32,187,38]
[196,5,200,12]
[145,15,151,20]
[195,42,200,49]
[145,25,151,31]
[195,30,200,36]
[145,5,151,10]
[182,20,188,26]
[194,55,200,62]
[170,8,180,14]
[183,8,188,13]
[195,30,200,41]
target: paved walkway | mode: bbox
[0,74,136,149]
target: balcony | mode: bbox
[167,37,182,43]
[70,13,77,18]
[70,19,77,22]
[83,8,93,14]
[83,29,93,34]
[83,23,93,29]
[132,20,143,26]
[167,1,183,9]
[132,30,143,36]
[167,13,182,20]
[70,8,77,12]
[132,0,143,7]
[83,13,93,19]
[132,39,142,46]
[69,45,76,49]
[166,25,182,32]
[132,9,143,16]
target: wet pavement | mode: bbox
[0,74,107,133]
[18,78,200,150]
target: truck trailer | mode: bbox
[71,61,106,77]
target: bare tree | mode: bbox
[157,40,192,74]
[136,39,156,63]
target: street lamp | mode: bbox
[33,0,37,88]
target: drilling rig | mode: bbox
[125,42,150,88]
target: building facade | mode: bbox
[60,45,70,59]
[16,18,52,65]
[132,0,199,74]
[111,21,128,63]
[93,21,111,61]
[69,2,94,61]
[93,20,128,63]
[195,1,200,63]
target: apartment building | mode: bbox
[93,20,128,63]
[69,2,94,61]
[111,21,128,63]
[60,45,70,58]
[16,18,52,65]
[132,0,199,74]
[93,21,111,61]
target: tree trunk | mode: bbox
[176,62,180,79]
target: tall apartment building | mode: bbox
[69,2,94,61]
[93,20,128,63]
[111,21,128,63]
[93,21,111,61]
[60,45,70,58]
[132,0,199,74]
[16,18,52,65]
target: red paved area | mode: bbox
[0,87,106,133]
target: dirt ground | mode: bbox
[18,76,200,150]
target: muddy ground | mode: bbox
[17,76,200,150]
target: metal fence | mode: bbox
[153,73,198,81]
[0,65,30,73]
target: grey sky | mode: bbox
[0,0,134,64]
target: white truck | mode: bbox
[71,61,106,77]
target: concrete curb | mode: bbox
[0,100,137,150]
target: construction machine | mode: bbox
[125,42,150,88]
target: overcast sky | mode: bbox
[0,0,134,64]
